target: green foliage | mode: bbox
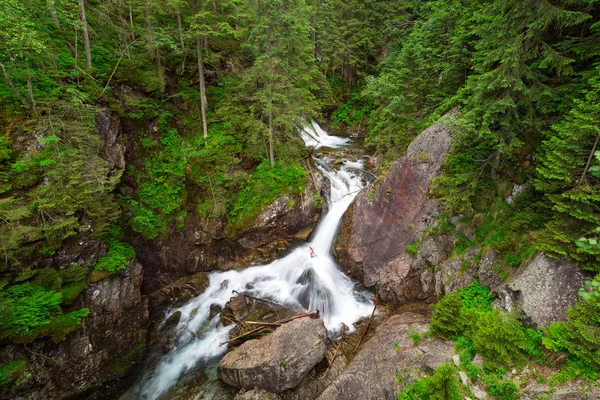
[472,310,528,367]
[0,359,27,387]
[230,159,307,228]
[0,105,120,268]
[534,68,600,270]
[431,281,537,369]
[543,278,600,370]
[430,292,464,339]
[398,363,461,400]
[0,282,89,344]
[459,280,494,312]
[94,227,135,275]
[431,280,494,339]
[408,330,422,346]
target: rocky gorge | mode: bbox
[1,110,596,400]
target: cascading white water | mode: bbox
[131,122,372,400]
[299,120,352,149]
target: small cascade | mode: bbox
[128,122,372,400]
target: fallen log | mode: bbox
[353,298,378,353]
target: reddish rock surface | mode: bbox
[334,115,454,303]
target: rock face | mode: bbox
[496,253,589,328]
[316,313,455,400]
[218,317,328,393]
[3,261,148,400]
[335,114,455,302]
[149,272,209,310]
[96,108,126,171]
[134,176,323,295]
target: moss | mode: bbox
[0,359,27,387]
[114,339,147,374]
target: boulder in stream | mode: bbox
[218,317,328,393]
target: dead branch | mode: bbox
[353,298,378,353]
[219,311,320,346]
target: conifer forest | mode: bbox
[0,1,599,399]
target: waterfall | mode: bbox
[129,122,372,399]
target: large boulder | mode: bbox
[335,114,455,302]
[316,313,455,400]
[496,253,590,328]
[218,317,328,393]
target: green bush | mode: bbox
[430,293,464,339]
[472,309,527,367]
[0,360,27,387]
[229,159,307,229]
[398,363,461,400]
[543,279,600,369]
[94,227,136,274]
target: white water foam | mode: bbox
[299,120,352,149]
[130,127,371,400]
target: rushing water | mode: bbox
[129,122,373,399]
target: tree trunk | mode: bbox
[129,0,135,40]
[79,0,92,70]
[212,0,217,13]
[579,134,600,185]
[197,37,208,144]
[194,0,208,144]
[0,62,29,109]
[27,71,37,113]
[268,83,274,168]
[176,4,186,74]
[48,0,61,28]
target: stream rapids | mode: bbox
[127,122,373,399]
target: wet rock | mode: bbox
[6,260,149,400]
[282,344,348,400]
[316,313,455,400]
[218,317,328,393]
[149,272,209,310]
[95,108,126,171]
[496,253,589,328]
[335,114,456,304]
[235,388,282,400]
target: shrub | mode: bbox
[543,279,600,369]
[398,363,461,400]
[430,293,464,339]
[472,309,527,366]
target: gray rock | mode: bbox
[453,355,460,367]
[316,313,455,400]
[471,385,488,399]
[471,354,484,368]
[218,317,328,393]
[496,253,589,328]
[235,388,282,400]
[459,371,469,386]
[95,108,125,170]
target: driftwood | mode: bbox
[324,326,346,377]
[353,298,378,353]
[219,310,320,346]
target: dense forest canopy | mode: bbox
[0,0,599,395]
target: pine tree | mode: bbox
[243,0,320,167]
[535,67,600,269]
